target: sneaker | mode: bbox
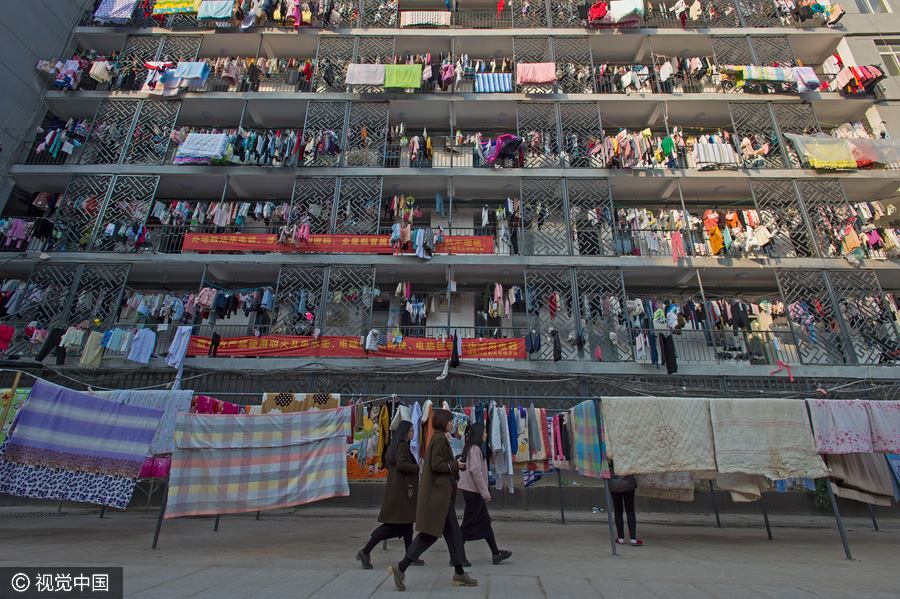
[452,572,478,587]
[411,559,425,567]
[615,538,627,545]
[492,550,512,565]
[630,539,643,546]
[388,564,406,591]
[355,550,372,570]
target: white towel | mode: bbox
[345,63,386,85]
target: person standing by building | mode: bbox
[459,422,512,565]
[389,409,477,590]
[356,421,424,569]
[608,461,642,546]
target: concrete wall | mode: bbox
[0,0,88,211]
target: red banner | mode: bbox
[187,335,525,360]
[182,233,494,254]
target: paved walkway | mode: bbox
[1,507,898,598]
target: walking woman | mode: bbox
[389,409,477,590]
[459,423,512,565]
[356,421,424,569]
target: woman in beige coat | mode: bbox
[388,409,477,591]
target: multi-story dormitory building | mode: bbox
[2,0,900,406]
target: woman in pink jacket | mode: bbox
[458,423,512,565]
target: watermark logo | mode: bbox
[0,568,122,599]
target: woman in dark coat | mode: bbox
[388,409,477,591]
[458,423,512,564]
[356,421,423,569]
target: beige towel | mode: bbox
[710,399,827,479]
[634,472,695,502]
[79,331,105,369]
[603,396,717,475]
[715,473,768,502]
[827,453,894,507]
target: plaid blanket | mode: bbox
[111,389,194,455]
[166,407,351,518]
[572,400,609,479]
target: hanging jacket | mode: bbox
[551,330,562,362]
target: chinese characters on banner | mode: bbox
[186,335,526,360]
[181,233,494,254]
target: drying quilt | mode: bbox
[0,380,163,508]
[165,407,351,518]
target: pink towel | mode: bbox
[516,62,557,84]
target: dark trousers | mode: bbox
[363,523,413,554]
[661,334,677,374]
[35,328,64,362]
[611,489,637,540]
[405,502,465,566]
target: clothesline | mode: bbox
[652,53,716,60]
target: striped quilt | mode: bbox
[475,73,513,93]
[165,407,351,518]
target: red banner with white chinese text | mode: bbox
[181,233,493,254]
[186,335,524,360]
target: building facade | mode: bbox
[2,0,900,406]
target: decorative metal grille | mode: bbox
[158,35,202,62]
[512,0,548,28]
[119,36,164,86]
[728,102,784,168]
[553,37,595,93]
[360,0,398,27]
[169,11,200,29]
[517,102,560,169]
[68,264,131,326]
[513,37,553,93]
[550,1,584,28]
[520,179,569,255]
[567,179,615,256]
[333,177,382,235]
[558,103,601,168]
[274,265,329,335]
[706,0,742,27]
[322,267,376,337]
[291,177,337,233]
[749,179,814,257]
[524,267,579,361]
[795,179,854,258]
[739,0,786,28]
[52,175,114,251]
[775,269,852,365]
[826,270,899,366]
[11,264,80,328]
[711,36,754,66]
[302,101,348,167]
[344,103,389,167]
[91,176,159,252]
[575,268,632,362]
[314,36,355,91]
[750,35,795,65]
[771,103,819,167]
[81,100,140,165]
[124,100,181,165]
[353,37,394,93]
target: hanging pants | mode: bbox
[661,334,677,374]
[405,502,466,566]
[35,328,64,362]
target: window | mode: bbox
[855,0,894,13]
[876,40,900,77]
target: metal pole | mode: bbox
[256,511,261,521]
[214,514,221,531]
[708,481,721,528]
[151,482,167,550]
[866,504,879,532]
[759,493,773,540]
[557,466,566,525]
[825,478,852,560]
[99,506,106,519]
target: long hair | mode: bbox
[461,422,485,463]
[386,420,413,466]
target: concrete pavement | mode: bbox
[1,507,898,598]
